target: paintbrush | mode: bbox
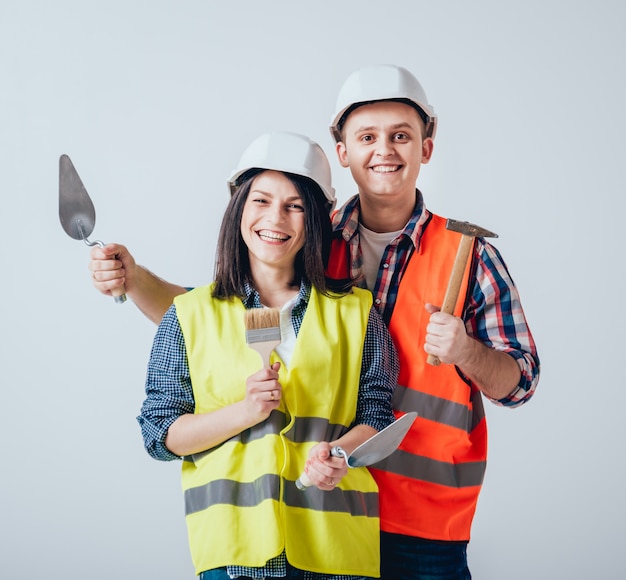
[244,307,282,368]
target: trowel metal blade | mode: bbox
[347,411,417,467]
[59,154,96,240]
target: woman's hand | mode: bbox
[302,442,349,490]
[165,362,283,457]
[243,362,282,423]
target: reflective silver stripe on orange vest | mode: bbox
[379,384,487,488]
[392,384,485,433]
[184,413,349,464]
[185,475,378,517]
[373,448,486,488]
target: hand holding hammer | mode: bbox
[427,219,498,366]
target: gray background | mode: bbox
[2,1,624,578]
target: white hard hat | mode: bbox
[228,131,336,211]
[329,64,437,142]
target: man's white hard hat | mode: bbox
[329,64,437,142]
[228,131,336,211]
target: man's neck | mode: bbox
[358,191,416,233]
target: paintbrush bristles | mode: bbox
[244,307,281,368]
[244,308,281,330]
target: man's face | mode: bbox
[336,101,434,203]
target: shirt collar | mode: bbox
[242,280,312,310]
[332,190,431,251]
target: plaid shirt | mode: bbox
[139,280,397,580]
[332,191,540,407]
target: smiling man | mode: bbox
[326,65,540,579]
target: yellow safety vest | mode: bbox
[175,284,380,576]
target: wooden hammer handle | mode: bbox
[427,234,474,366]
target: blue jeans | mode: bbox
[199,564,310,579]
[200,569,262,579]
[199,570,232,580]
[380,531,471,580]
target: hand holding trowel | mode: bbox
[58,154,126,303]
[295,411,418,490]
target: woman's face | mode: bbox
[240,170,306,273]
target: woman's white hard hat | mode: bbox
[329,64,437,142]
[228,131,336,212]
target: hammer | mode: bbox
[427,219,498,366]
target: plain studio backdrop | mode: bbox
[1,1,624,578]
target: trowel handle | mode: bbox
[84,239,127,304]
[111,287,127,304]
[295,446,345,490]
[330,446,350,466]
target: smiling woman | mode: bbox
[239,171,307,298]
[135,131,399,579]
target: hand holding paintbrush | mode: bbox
[244,307,283,404]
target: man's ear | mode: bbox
[421,137,434,164]
[336,141,350,168]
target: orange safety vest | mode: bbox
[328,213,487,541]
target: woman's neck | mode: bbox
[251,265,299,309]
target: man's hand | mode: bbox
[87,243,188,324]
[89,243,135,297]
[424,303,521,400]
[424,303,472,366]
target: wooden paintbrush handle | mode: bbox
[250,341,280,368]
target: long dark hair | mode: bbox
[212,169,351,299]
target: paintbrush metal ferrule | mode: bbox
[245,326,281,344]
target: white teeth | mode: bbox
[258,230,288,241]
[371,165,400,173]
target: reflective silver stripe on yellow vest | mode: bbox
[184,412,351,464]
[174,284,380,577]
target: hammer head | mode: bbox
[446,218,498,238]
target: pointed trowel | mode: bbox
[58,154,126,303]
[295,411,418,489]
